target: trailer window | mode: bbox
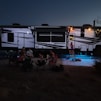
[8,33,14,42]
[51,32,65,42]
[37,32,50,42]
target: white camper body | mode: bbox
[0,26,67,50]
[1,25,101,51]
[1,27,34,49]
[34,26,67,49]
[68,28,101,51]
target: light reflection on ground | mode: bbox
[61,54,98,67]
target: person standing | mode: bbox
[69,42,75,55]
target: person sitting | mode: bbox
[37,53,46,66]
[22,48,33,72]
[18,47,26,63]
[26,48,34,58]
[49,51,58,66]
[8,50,18,64]
[45,53,51,65]
[49,51,64,71]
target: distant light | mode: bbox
[70,27,74,32]
[95,29,101,34]
[67,26,74,32]
[87,27,92,31]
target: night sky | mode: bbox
[0,0,101,26]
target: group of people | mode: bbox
[8,47,64,72]
[17,47,59,71]
[17,47,34,71]
[18,47,33,62]
[36,50,58,68]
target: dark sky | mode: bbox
[0,0,101,26]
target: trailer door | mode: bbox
[17,32,25,49]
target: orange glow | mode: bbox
[87,27,92,31]
[67,26,74,32]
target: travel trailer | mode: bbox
[0,24,101,53]
[0,25,67,50]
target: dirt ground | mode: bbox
[0,59,101,101]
